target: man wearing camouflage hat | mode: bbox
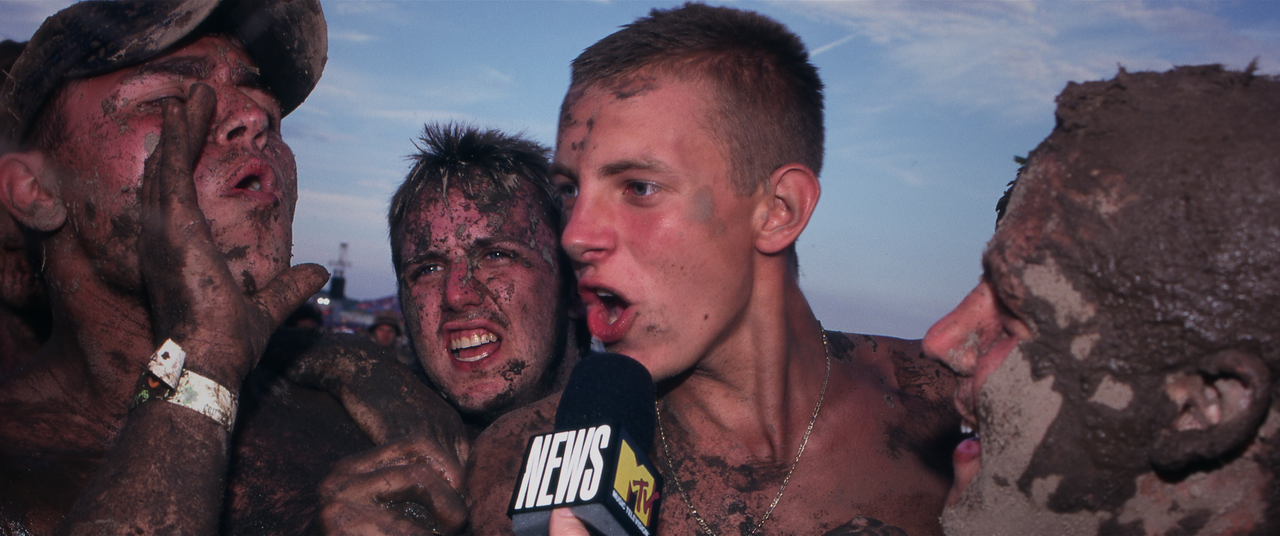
[0,2,467,534]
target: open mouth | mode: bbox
[225,158,277,202]
[948,417,982,505]
[579,285,635,344]
[450,329,500,362]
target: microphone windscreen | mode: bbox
[554,352,656,451]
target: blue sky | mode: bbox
[3,0,1279,338]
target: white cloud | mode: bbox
[331,29,377,43]
[781,0,1279,122]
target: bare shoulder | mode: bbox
[825,331,956,407]
[465,393,560,536]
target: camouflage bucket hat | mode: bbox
[0,0,327,144]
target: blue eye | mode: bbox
[556,183,579,200]
[626,182,658,196]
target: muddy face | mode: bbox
[45,35,296,294]
[397,186,565,422]
[928,66,1280,536]
[553,77,763,381]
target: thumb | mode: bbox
[254,263,330,328]
[549,508,591,536]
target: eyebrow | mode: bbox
[549,162,577,182]
[598,157,671,178]
[133,56,214,80]
[130,55,265,89]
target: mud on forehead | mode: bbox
[1011,66,1280,361]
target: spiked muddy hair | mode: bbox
[387,122,556,273]
[562,2,824,196]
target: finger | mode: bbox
[151,83,217,210]
[549,508,592,536]
[328,436,466,494]
[252,262,330,329]
[322,464,468,534]
[319,500,441,536]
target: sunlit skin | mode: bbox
[397,188,564,422]
[554,79,763,382]
[47,34,296,295]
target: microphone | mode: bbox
[508,352,663,536]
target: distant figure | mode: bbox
[367,311,401,347]
[284,303,325,330]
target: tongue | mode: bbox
[587,301,629,344]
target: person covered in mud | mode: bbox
[466,4,961,535]
[923,65,1280,536]
[0,38,51,377]
[0,2,466,534]
[312,123,586,535]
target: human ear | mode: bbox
[0,151,65,232]
[755,164,820,255]
[1150,347,1272,473]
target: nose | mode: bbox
[214,89,271,151]
[922,281,1000,377]
[443,257,482,311]
[560,188,614,265]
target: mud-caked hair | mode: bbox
[998,65,1280,517]
[387,123,555,273]
[562,2,824,196]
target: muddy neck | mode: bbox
[657,274,826,461]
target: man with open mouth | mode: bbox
[466,4,962,535]
[923,65,1280,536]
[0,2,467,534]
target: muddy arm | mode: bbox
[268,330,469,457]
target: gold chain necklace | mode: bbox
[655,328,832,536]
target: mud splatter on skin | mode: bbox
[499,360,528,381]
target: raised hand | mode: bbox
[138,82,328,388]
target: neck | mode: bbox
[659,263,827,460]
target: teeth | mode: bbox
[597,290,615,299]
[239,177,263,191]
[450,331,498,351]
[456,350,492,363]
[960,423,974,436]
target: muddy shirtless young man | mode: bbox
[924,65,1280,536]
[314,124,585,535]
[0,2,464,534]
[467,4,960,535]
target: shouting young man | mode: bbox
[467,4,960,535]
[313,124,585,535]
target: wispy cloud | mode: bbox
[780,0,1278,121]
[331,29,377,43]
